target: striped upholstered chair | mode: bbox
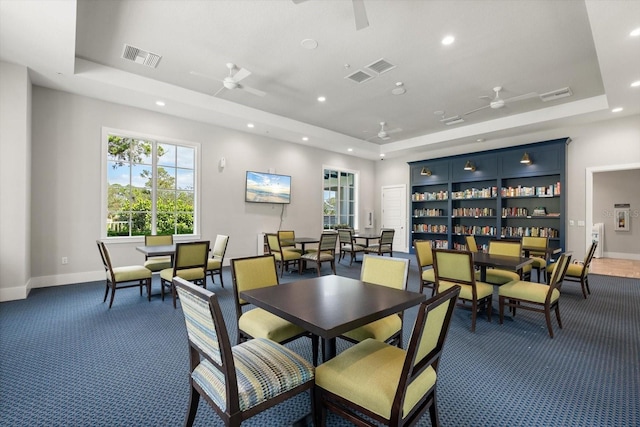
[206,234,229,287]
[173,277,315,427]
[314,285,460,427]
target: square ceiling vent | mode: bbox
[366,58,396,75]
[121,44,162,68]
[539,87,572,102]
[345,70,374,84]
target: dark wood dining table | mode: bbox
[521,245,562,258]
[292,237,320,253]
[473,252,534,283]
[240,274,425,361]
[352,232,380,247]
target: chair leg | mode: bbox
[311,334,319,366]
[172,282,177,309]
[429,390,440,427]
[499,297,505,324]
[470,300,477,332]
[313,386,325,427]
[349,252,354,266]
[108,285,116,309]
[486,297,492,323]
[545,307,554,338]
[581,277,588,299]
[184,385,200,427]
[555,303,563,329]
[146,278,151,302]
[103,281,110,303]
[161,279,166,301]
[331,259,336,275]
[219,270,224,288]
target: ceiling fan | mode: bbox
[464,86,537,116]
[292,0,369,31]
[366,122,402,141]
[190,63,266,97]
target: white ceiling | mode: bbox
[1,0,638,160]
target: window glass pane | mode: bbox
[157,166,176,190]
[131,211,151,236]
[107,212,130,237]
[176,168,194,190]
[177,146,194,169]
[157,143,176,167]
[131,164,152,189]
[156,212,176,235]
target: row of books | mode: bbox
[501,207,529,217]
[413,208,444,217]
[453,225,497,236]
[501,182,560,197]
[451,186,498,200]
[413,224,448,233]
[453,242,488,252]
[453,207,495,217]
[501,227,559,238]
[412,191,448,201]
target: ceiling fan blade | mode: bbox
[387,127,403,135]
[213,85,226,97]
[503,92,538,103]
[239,84,266,97]
[189,70,223,82]
[232,67,251,83]
[352,0,369,30]
[463,105,490,116]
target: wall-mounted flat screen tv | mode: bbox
[245,171,291,204]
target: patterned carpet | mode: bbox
[1,254,638,426]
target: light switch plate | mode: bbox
[569,220,575,226]
[578,220,585,227]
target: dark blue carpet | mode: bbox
[1,255,638,426]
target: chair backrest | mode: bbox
[391,285,460,421]
[173,241,210,273]
[488,239,522,257]
[522,236,548,257]
[318,232,338,252]
[266,233,282,253]
[432,249,475,284]
[96,240,115,281]
[144,234,173,246]
[547,253,572,293]
[173,278,240,413]
[379,228,395,245]
[211,234,229,259]
[465,235,478,253]
[278,230,295,247]
[337,228,354,246]
[360,255,409,291]
[583,241,598,269]
[414,240,434,269]
[231,255,279,307]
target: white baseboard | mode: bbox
[0,284,29,302]
[0,270,105,302]
[602,251,640,261]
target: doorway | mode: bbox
[381,185,407,252]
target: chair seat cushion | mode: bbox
[301,251,334,262]
[422,268,436,283]
[207,258,222,270]
[239,308,306,342]
[112,265,152,282]
[192,337,314,412]
[160,267,204,282]
[144,256,172,272]
[282,246,303,254]
[365,245,391,253]
[274,250,302,261]
[548,262,586,278]
[499,280,559,304]
[341,314,401,343]
[342,244,364,252]
[316,338,436,419]
[530,257,547,269]
[476,269,520,285]
[438,280,493,300]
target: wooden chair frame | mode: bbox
[206,234,229,287]
[364,229,395,256]
[301,232,338,276]
[414,239,436,296]
[547,242,597,299]
[522,235,549,283]
[337,228,365,266]
[160,241,209,309]
[266,233,302,277]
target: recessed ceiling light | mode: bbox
[630,27,640,37]
[476,138,485,142]
[380,153,386,158]
[301,38,318,49]
[317,96,326,102]
[247,123,255,128]
[612,107,623,113]
[347,148,353,152]
[155,100,165,106]
[302,137,309,141]
[442,35,455,45]
[631,80,640,88]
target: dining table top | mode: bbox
[240,274,425,360]
[136,244,176,257]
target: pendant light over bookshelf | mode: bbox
[520,152,532,164]
[464,161,476,171]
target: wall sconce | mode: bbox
[463,160,476,171]
[520,152,532,165]
[420,167,432,176]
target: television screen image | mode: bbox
[245,171,291,204]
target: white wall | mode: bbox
[375,114,640,257]
[0,61,31,301]
[24,86,375,294]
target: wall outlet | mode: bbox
[61,257,68,265]
[569,220,575,226]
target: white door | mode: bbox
[381,185,407,252]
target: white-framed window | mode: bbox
[323,166,358,230]
[102,128,200,239]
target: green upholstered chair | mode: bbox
[96,240,152,309]
[277,230,302,253]
[230,255,319,365]
[337,228,364,266]
[433,249,493,332]
[266,233,302,277]
[301,232,338,276]
[173,277,315,427]
[314,285,460,427]
[364,228,395,256]
[160,241,209,309]
[143,234,173,272]
[499,253,572,338]
[522,236,549,282]
[547,242,597,299]
[465,235,479,253]
[341,255,410,347]
[206,234,229,287]
[414,240,436,296]
[479,239,531,284]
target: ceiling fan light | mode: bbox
[520,152,532,164]
[464,161,476,172]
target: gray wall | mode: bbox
[593,169,640,258]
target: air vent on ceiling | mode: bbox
[366,58,396,75]
[440,115,465,126]
[539,87,572,102]
[345,70,374,84]
[121,44,162,68]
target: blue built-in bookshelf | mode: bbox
[409,138,569,253]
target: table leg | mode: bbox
[480,266,487,282]
[322,337,336,362]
